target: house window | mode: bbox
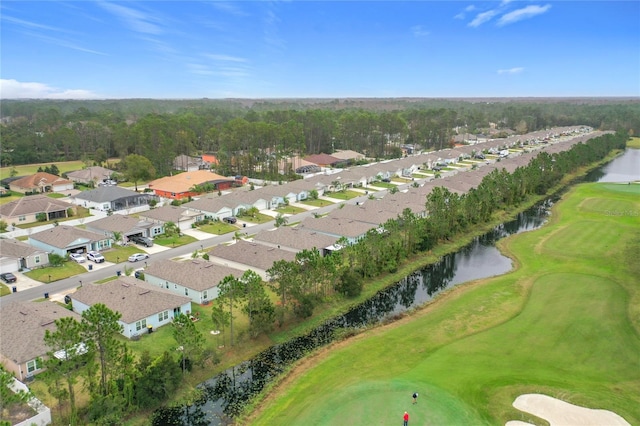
[135,319,147,331]
[158,311,169,322]
[174,284,177,289]
[166,282,169,289]
[185,288,189,296]
[19,216,26,222]
[35,255,40,264]
[203,290,208,300]
[26,359,42,374]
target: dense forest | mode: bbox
[1,98,638,179]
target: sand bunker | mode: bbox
[505,394,631,426]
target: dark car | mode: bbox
[131,235,154,247]
[223,217,237,224]
[0,272,17,283]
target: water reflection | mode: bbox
[587,148,640,183]
[153,200,553,425]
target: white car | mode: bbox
[69,253,86,263]
[128,253,149,262]
[87,251,105,263]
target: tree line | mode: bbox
[2,99,637,180]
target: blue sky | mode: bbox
[1,1,639,99]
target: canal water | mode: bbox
[152,149,638,426]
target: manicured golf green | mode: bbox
[248,182,640,425]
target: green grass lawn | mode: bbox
[239,212,276,224]
[323,190,362,200]
[197,222,237,235]
[25,261,88,283]
[275,205,306,215]
[247,182,640,425]
[627,137,640,149]
[101,246,148,263]
[0,283,10,296]
[153,233,197,247]
[301,199,334,208]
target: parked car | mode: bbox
[223,217,237,224]
[69,253,86,263]
[131,235,154,247]
[87,251,105,263]
[381,178,391,183]
[0,272,17,283]
[474,153,486,160]
[128,253,149,262]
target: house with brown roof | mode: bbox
[148,170,237,200]
[0,194,75,226]
[0,239,50,273]
[28,225,112,257]
[9,172,74,194]
[303,153,344,168]
[331,150,366,163]
[207,240,297,279]
[144,259,244,303]
[0,301,82,380]
[71,277,192,338]
[137,205,204,231]
[66,166,115,185]
[252,226,339,255]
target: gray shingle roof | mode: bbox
[71,276,192,323]
[29,225,107,249]
[298,216,375,239]
[0,195,73,218]
[86,215,152,235]
[0,239,48,258]
[252,226,338,252]
[138,205,200,223]
[144,259,244,291]
[208,239,297,271]
[0,301,81,364]
[73,186,142,203]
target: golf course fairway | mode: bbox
[247,182,640,425]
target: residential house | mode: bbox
[9,172,74,194]
[207,240,297,279]
[0,239,49,273]
[138,205,204,231]
[71,186,156,212]
[251,226,338,256]
[70,277,192,339]
[29,225,112,257]
[66,166,115,185]
[147,170,237,200]
[0,195,75,226]
[173,155,209,172]
[331,150,366,163]
[303,153,344,168]
[0,301,82,380]
[297,216,374,245]
[85,214,163,241]
[201,154,219,167]
[144,259,244,304]
[180,197,234,221]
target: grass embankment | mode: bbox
[247,182,640,425]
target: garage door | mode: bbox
[0,257,20,274]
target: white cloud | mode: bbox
[468,10,498,27]
[497,4,551,26]
[204,54,248,63]
[497,67,524,75]
[0,79,100,99]
[411,25,430,37]
[98,2,163,35]
[2,15,68,33]
[454,5,476,20]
